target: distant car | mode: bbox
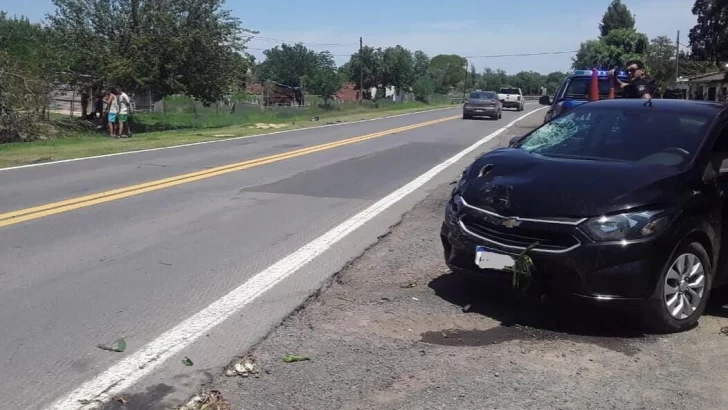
[463,90,502,120]
[539,69,630,123]
[441,98,728,333]
[497,87,525,111]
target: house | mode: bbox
[686,64,728,101]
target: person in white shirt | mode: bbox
[117,87,132,138]
[106,88,119,138]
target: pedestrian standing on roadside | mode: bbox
[609,59,655,99]
[117,86,132,138]
[106,88,119,138]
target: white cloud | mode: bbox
[247,0,697,75]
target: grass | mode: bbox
[0,97,453,169]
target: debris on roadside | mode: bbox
[283,354,310,363]
[97,337,127,353]
[412,297,419,301]
[720,326,728,336]
[400,281,417,288]
[182,356,194,366]
[224,355,260,378]
[176,390,230,410]
[462,304,472,312]
[114,396,129,405]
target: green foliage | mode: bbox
[47,0,252,104]
[308,69,343,106]
[428,54,467,93]
[381,45,415,91]
[688,0,728,63]
[646,36,677,86]
[411,77,437,102]
[599,0,636,37]
[347,46,384,91]
[573,28,649,69]
[258,43,335,89]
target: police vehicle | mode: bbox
[539,69,629,123]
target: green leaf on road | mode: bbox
[97,337,127,353]
[283,354,310,363]
[182,356,194,366]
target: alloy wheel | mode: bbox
[663,253,706,320]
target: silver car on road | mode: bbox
[462,90,502,120]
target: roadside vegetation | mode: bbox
[0,0,723,168]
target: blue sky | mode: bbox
[5,0,696,74]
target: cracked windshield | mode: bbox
[1,0,727,409]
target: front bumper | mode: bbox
[440,195,676,304]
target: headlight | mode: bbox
[581,210,670,242]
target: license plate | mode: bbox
[474,246,515,270]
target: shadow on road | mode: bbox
[426,272,653,350]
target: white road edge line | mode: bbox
[1,102,538,172]
[46,106,547,410]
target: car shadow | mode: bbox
[428,272,648,339]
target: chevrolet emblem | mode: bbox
[501,218,520,228]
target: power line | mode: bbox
[244,35,358,47]
[463,50,578,58]
[245,46,579,59]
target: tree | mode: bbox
[572,28,648,69]
[413,50,430,79]
[0,13,59,142]
[257,43,332,89]
[346,46,384,96]
[646,36,677,86]
[599,0,635,37]
[308,68,342,106]
[47,0,252,104]
[428,54,467,93]
[381,45,415,91]
[688,0,728,64]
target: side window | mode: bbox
[712,125,728,153]
[710,124,728,172]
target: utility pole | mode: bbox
[675,30,680,81]
[359,37,364,102]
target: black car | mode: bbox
[440,98,728,333]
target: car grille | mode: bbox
[459,215,579,252]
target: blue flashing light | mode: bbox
[571,69,628,77]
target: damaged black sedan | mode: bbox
[441,98,728,333]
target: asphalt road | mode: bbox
[0,104,544,409]
[218,113,728,410]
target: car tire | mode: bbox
[498,110,502,119]
[643,241,712,334]
[462,113,470,120]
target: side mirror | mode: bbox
[508,136,521,147]
[539,95,551,106]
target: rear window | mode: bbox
[469,92,495,99]
[563,78,625,99]
[499,88,519,95]
[516,105,712,167]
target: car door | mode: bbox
[703,118,728,285]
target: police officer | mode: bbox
[609,59,654,99]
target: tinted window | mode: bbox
[469,92,495,99]
[499,88,519,95]
[516,105,712,166]
[563,78,624,99]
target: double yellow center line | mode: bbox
[0,115,458,228]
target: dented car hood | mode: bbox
[459,148,687,218]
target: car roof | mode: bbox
[573,98,728,116]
